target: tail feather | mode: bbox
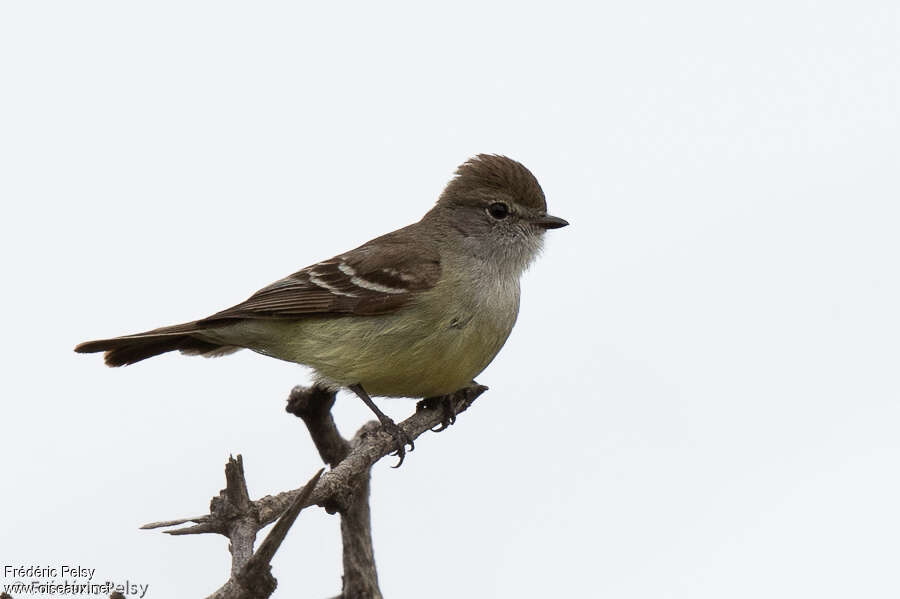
[74,321,240,367]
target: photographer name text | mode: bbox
[3,564,96,580]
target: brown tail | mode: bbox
[74,321,239,367]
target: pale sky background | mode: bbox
[2,2,899,598]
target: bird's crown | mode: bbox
[439,154,547,212]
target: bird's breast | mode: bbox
[352,271,521,397]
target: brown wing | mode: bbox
[197,229,441,324]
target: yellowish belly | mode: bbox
[211,293,519,398]
[294,310,514,397]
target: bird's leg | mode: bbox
[348,383,414,467]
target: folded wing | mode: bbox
[199,235,441,323]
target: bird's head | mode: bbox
[428,154,568,273]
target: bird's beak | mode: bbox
[531,214,569,230]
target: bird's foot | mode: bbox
[417,383,488,432]
[417,395,458,432]
[377,416,414,468]
[348,383,415,467]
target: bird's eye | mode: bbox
[488,202,510,219]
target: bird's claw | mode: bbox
[417,394,455,432]
[380,418,414,467]
[430,395,458,432]
[417,386,484,432]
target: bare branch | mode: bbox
[243,468,324,578]
[205,468,324,599]
[258,383,488,525]
[140,515,211,530]
[220,455,256,574]
[338,468,380,599]
[143,383,488,598]
[286,386,350,467]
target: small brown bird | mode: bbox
[76,154,568,464]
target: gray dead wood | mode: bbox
[141,383,487,598]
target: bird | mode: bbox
[76,154,568,465]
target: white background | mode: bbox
[2,2,899,598]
